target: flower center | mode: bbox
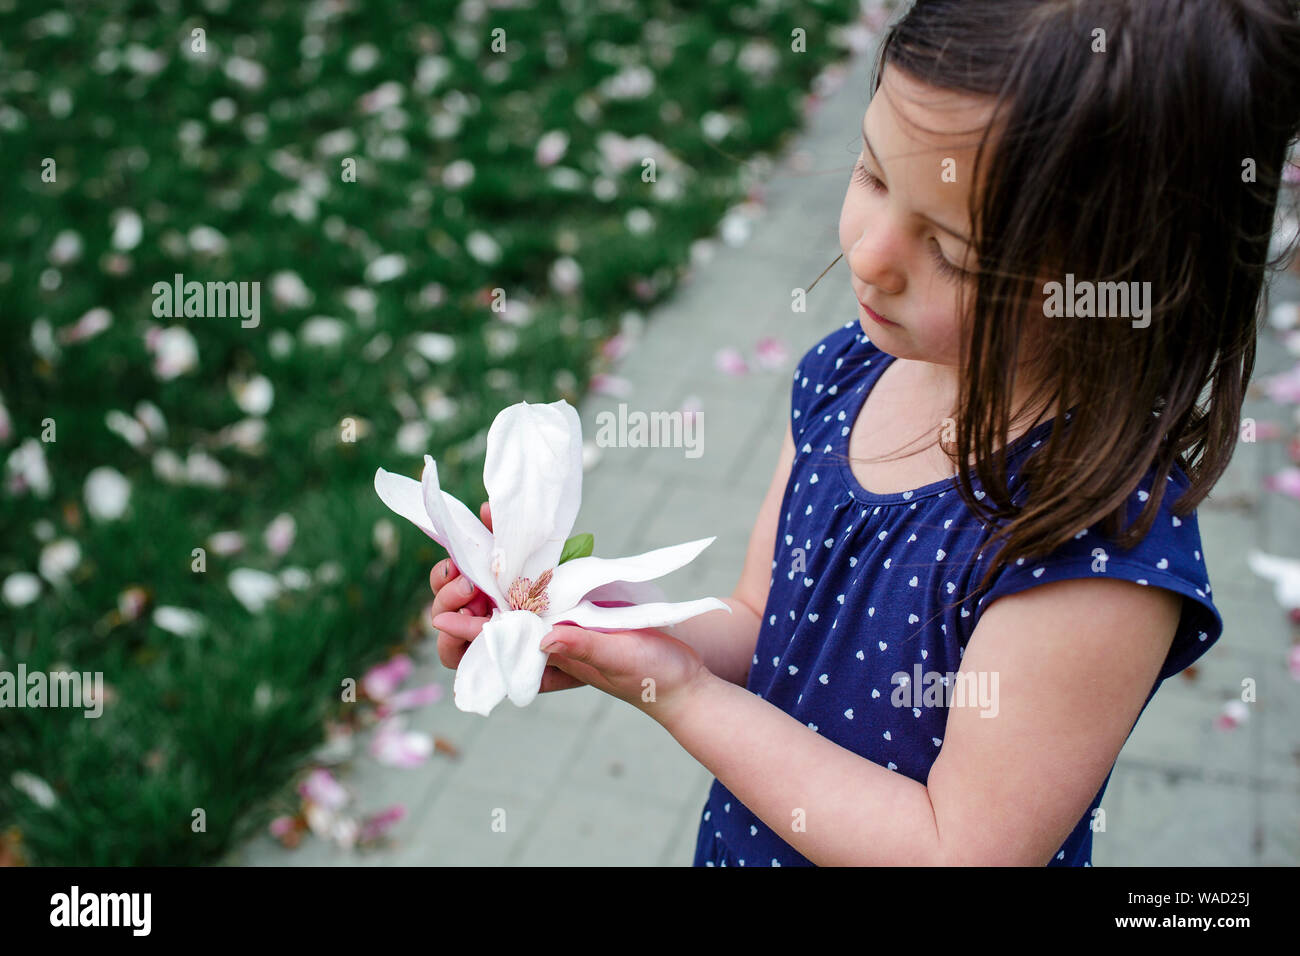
[506,568,553,614]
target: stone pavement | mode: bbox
[225,40,1300,868]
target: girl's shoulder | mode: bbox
[793,320,880,382]
[790,321,886,425]
[977,463,1223,684]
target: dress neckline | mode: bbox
[834,346,1061,505]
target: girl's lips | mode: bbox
[858,299,897,326]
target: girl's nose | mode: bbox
[849,221,905,297]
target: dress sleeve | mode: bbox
[791,321,876,440]
[972,469,1224,684]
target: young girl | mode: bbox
[430,0,1300,865]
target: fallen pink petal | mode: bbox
[714,347,749,376]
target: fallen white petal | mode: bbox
[229,568,282,613]
[2,572,42,608]
[153,606,205,636]
[84,467,131,521]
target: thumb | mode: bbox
[539,624,587,661]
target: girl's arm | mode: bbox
[653,576,1181,866]
[662,422,797,688]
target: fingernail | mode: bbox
[458,608,470,616]
[459,577,474,595]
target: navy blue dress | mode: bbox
[692,320,1224,866]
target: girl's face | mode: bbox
[839,65,997,369]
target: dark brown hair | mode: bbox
[852,0,1300,598]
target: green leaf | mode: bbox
[558,532,594,565]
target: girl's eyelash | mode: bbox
[852,160,884,192]
[929,240,965,281]
[853,160,970,283]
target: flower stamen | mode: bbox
[506,568,552,613]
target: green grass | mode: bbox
[0,0,865,864]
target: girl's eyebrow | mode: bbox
[862,121,972,247]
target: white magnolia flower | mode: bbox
[10,771,57,809]
[5,439,52,498]
[110,209,142,251]
[231,373,274,416]
[229,568,282,613]
[134,401,168,440]
[105,409,148,449]
[38,538,80,585]
[208,531,245,555]
[2,572,42,608]
[185,450,229,487]
[412,332,456,363]
[84,467,131,521]
[147,326,199,380]
[270,270,313,309]
[365,253,406,284]
[264,513,296,555]
[300,316,347,347]
[48,229,83,265]
[374,399,729,716]
[465,231,501,265]
[153,606,205,636]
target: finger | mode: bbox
[464,591,492,618]
[429,558,458,594]
[436,632,471,670]
[539,664,587,693]
[432,609,486,640]
[479,501,493,533]
[431,573,476,618]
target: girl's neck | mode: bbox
[912,358,1060,444]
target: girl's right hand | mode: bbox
[430,501,587,694]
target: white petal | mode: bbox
[581,579,668,606]
[419,456,507,608]
[2,572,42,608]
[453,609,550,715]
[84,467,131,521]
[553,597,731,631]
[229,568,282,613]
[546,536,717,613]
[483,400,583,586]
[374,468,437,538]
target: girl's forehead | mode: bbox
[866,64,997,154]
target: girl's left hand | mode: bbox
[539,623,710,721]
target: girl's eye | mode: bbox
[852,160,885,193]
[852,160,971,283]
[929,239,968,282]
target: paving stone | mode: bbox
[660,776,717,866]
[1208,592,1292,656]
[1194,508,1267,602]
[1258,782,1300,865]
[396,782,543,866]
[512,779,683,866]
[1120,690,1258,780]
[1092,766,1256,866]
[562,701,713,813]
